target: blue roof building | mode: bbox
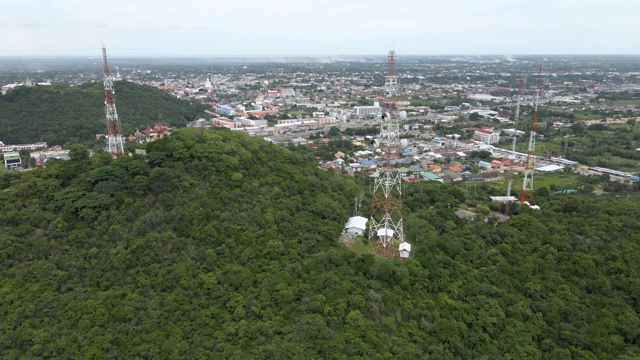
[217,105,236,116]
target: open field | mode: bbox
[490,172,583,194]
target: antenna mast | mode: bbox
[505,76,524,215]
[520,61,544,205]
[384,50,398,99]
[102,46,125,156]
[369,50,404,259]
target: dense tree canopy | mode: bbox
[0,82,208,145]
[0,128,639,359]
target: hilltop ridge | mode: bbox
[0,128,639,359]
[0,81,207,145]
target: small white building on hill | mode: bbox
[344,216,368,236]
[399,242,412,259]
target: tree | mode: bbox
[327,126,341,137]
[476,204,491,215]
[469,151,492,161]
[535,186,550,198]
[69,144,89,161]
[1,127,640,359]
[0,82,207,146]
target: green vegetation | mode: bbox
[0,82,208,145]
[1,128,640,359]
[596,91,640,103]
[286,110,307,117]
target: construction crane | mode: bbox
[520,61,544,205]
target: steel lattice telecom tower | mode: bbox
[505,76,524,216]
[521,61,544,205]
[369,50,404,259]
[384,50,398,99]
[102,46,125,156]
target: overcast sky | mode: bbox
[1,0,638,57]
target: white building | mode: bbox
[469,94,507,102]
[3,152,21,170]
[238,117,268,127]
[2,84,20,95]
[467,109,499,118]
[0,142,48,153]
[344,216,368,236]
[214,118,241,129]
[277,119,300,125]
[501,129,526,137]
[316,117,337,125]
[291,137,308,146]
[352,101,382,118]
[281,88,295,97]
[473,129,500,144]
[535,164,565,173]
[399,242,412,258]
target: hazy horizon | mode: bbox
[1,54,639,59]
[2,0,639,57]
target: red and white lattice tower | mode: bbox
[521,61,544,205]
[368,50,403,259]
[102,46,125,156]
[384,50,398,100]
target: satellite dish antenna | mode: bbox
[382,112,391,122]
[371,139,380,148]
[400,139,409,148]
[399,111,407,120]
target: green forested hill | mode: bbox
[0,128,639,359]
[0,82,208,145]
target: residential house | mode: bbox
[420,158,434,170]
[421,171,443,183]
[403,177,422,183]
[480,171,502,181]
[441,170,463,182]
[465,174,485,182]
[408,165,423,173]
